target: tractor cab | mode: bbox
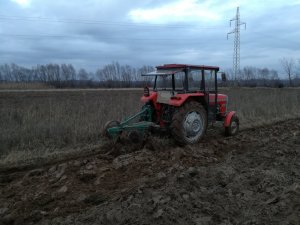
[105,64,239,145]
[142,64,229,122]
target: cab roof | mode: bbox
[156,64,219,71]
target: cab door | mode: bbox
[203,70,218,122]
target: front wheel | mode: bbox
[170,101,207,145]
[225,115,239,136]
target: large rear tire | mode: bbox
[170,101,207,145]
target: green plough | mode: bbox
[104,104,158,140]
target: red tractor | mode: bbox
[105,64,239,145]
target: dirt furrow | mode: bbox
[0,119,299,225]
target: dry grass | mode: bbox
[0,82,51,90]
[0,88,300,164]
[0,89,141,152]
[221,87,300,128]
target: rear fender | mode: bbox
[141,92,158,107]
[169,93,204,107]
[224,111,236,127]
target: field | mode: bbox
[1,88,300,163]
[0,82,50,90]
[0,88,300,224]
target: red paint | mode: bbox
[224,111,236,127]
[168,93,205,106]
[208,94,227,104]
[209,94,228,115]
[141,91,157,105]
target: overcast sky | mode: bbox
[0,0,300,72]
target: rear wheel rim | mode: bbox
[183,111,203,141]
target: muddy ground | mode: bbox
[0,119,299,225]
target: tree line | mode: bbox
[222,57,300,87]
[0,58,299,88]
[0,62,154,88]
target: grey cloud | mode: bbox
[0,0,299,73]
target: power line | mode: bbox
[0,33,214,42]
[0,31,296,44]
[0,14,226,29]
[227,7,246,81]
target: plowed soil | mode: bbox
[0,119,299,225]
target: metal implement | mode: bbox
[105,104,156,139]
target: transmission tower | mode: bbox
[227,7,246,81]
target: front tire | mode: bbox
[225,115,239,136]
[170,101,207,145]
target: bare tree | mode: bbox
[280,57,295,86]
[2,64,13,81]
[139,65,154,86]
[68,64,77,81]
[121,65,132,87]
[270,69,279,80]
[78,68,89,80]
[297,59,300,79]
[260,68,270,86]
[60,64,70,81]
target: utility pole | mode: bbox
[227,7,246,82]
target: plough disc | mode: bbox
[103,120,121,139]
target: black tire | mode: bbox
[225,115,239,136]
[103,120,121,139]
[170,101,207,145]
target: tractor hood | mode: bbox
[209,94,228,103]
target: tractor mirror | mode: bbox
[221,73,227,82]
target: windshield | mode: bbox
[145,69,217,91]
[155,72,185,90]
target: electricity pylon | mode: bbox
[227,7,246,81]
